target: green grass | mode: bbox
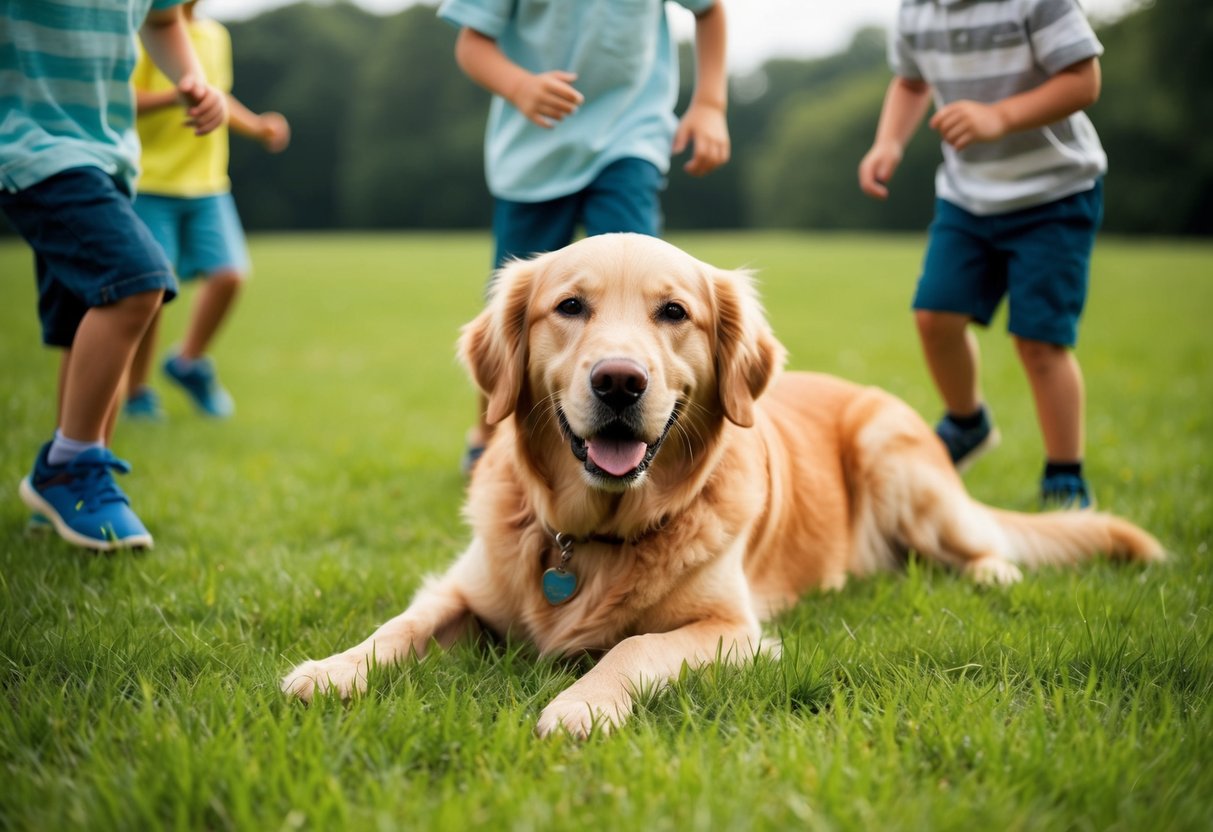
[1,231,1210,831]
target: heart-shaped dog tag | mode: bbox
[542,567,578,605]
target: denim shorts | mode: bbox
[0,166,177,347]
[912,180,1104,347]
[134,191,250,280]
[492,157,664,269]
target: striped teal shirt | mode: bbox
[0,0,184,193]
[890,0,1106,215]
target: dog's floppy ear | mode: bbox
[458,258,535,425]
[712,267,786,428]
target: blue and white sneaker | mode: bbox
[18,443,153,551]
[1041,473,1094,510]
[123,386,165,421]
[935,409,1001,473]
[25,512,52,536]
[164,353,234,418]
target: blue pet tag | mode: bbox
[542,567,579,605]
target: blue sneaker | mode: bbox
[123,386,165,421]
[164,353,234,418]
[25,512,52,536]
[935,410,1001,473]
[18,443,153,551]
[1041,473,1094,510]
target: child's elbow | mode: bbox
[1076,58,1101,108]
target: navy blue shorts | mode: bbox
[492,157,664,269]
[912,180,1103,347]
[0,166,177,347]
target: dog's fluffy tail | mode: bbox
[988,507,1165,569]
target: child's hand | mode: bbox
[258,112,291,153]
[673,102,730,176]
[929,101,1009,150]
[176,74,227,135]
[509,71,583,129]
[858,141,903,200]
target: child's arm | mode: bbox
[139,7,227,135]
[454,28,584,129]
[858,76,933,200]
[673,2,729,177]
[228,96,291,153]
[135,89,181,115]
[929,57,1100,151]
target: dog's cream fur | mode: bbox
[282,234,1163,737]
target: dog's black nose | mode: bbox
[591,358,648,412]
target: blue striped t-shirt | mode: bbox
[0,0,184,193]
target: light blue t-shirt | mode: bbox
[0,0,184,194]
[438,0,716,202]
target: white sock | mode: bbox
[47,430,104,466]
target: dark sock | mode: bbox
[946,406,987,430]
[1044,460,1083,479]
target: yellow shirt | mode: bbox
[133,18,232,197]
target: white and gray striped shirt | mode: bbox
[891,0,1106,215]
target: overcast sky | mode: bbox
[200,0,1144,74]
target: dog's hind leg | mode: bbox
[281,556,479,702]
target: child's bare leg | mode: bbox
[1014,337,1084,461]
[101,370,128,445]
[179,270,240,360]
[127,308,163,393]
[59,290,163,442]
[915,310,984,416]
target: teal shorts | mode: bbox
[134,191,250,280]
[912,180,1103,347]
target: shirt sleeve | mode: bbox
[1026,0,1104,75]
[887,19,922,81]
[672,0,719,14]
[437,0,513,38]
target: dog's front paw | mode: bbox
[535,696,625,739]
[281,653,368,703]
[965,556,1023,586]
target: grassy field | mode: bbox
[1,231,1210,831]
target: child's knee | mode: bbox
[915,309,967,342]
[1013,337,1068,373]
[107,289,165,327]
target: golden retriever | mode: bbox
[282,233,1163,737]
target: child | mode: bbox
[438,0,730,467]
[1,2,227,550]
[124,0,291,421]
[858,0,1107,509]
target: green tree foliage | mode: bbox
[337,6,489,228]
[227,3,382,229]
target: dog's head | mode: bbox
[460,234,785,491]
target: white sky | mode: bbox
[200,0,1144,75]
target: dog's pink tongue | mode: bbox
[587,438,648,476]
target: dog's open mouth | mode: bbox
[559,406,680,481]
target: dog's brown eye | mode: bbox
[556,298,584,317]
[659,302,688,322]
